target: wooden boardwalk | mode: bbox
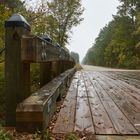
[53,70,140,135]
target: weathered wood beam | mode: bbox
[5,14,31,126]
[40,62,52,87]
[5,13,75,128]
[21,35,74,63]
[16,68,76,132]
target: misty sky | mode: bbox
[67,0,120,62]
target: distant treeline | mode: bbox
[70,51,79,64]
[83,0,140,69]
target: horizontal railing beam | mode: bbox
[21,35,74,63]
[16,68,76,132]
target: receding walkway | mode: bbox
[53,66,140,137]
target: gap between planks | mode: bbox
[53,70,140,135]
[93,71,140,133]
[85,71,139,134]
[52,72,79,133]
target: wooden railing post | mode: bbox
[51,61,61,78]
[60,61,65,73]
[40,62,52,87]
[63,61,69,72]
[5,14,31,126]
[40,61,66,87]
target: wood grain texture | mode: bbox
[21,35,73,63]
[93,72,140,133]
[53,73,79,133]
[16,68,75,132]
[74,72,95,133]
[53,70,140,135]
[82,72,116,134]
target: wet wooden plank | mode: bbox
[87,72,138,135]
[103,72,140,104]
[74,72,95,133]
[53,72,79,133]
[96,135,140,140]
[98,72,140,112]
[94,71,140,99]
[82,72,117,134]
[104,71,140,89]
[94,72,140,133]
[117,71,140,82]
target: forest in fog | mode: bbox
[83,0,140,69]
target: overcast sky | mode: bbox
[67,0,120,62]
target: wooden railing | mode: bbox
[5,14,75,129]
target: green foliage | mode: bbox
[0,4,11,49]
[33,129,52,140]
[70,51,80,64]
[31,0,84,47]
[30,64,40,93]
[0,0,84,127]
[65,132,79,140]
[0,126,12,140]
[83,0,140,69]
[83,21,114,66]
